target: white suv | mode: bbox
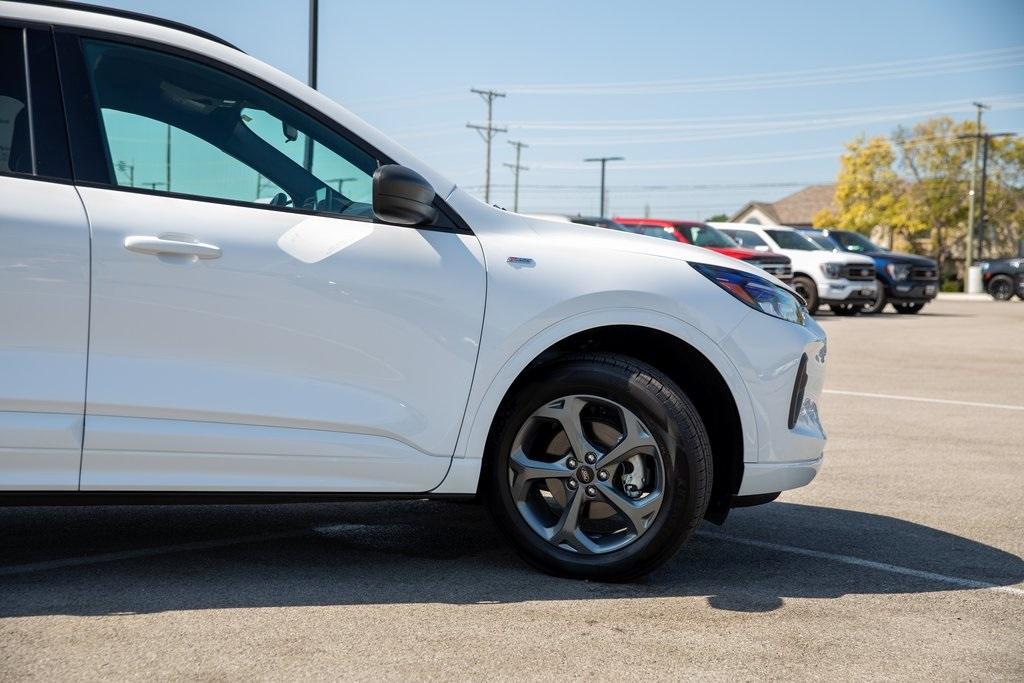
[0,1,826,580]
[713,222,877,315]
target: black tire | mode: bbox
[988,274,1015,301]
[829,303,861,316]
[862,278,888,314]
[483,352,711,581]
[791,275,819,315]
[893,302,925,314]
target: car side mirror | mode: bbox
[372,164,438,226]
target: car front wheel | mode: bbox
[862,278,888,314]
[893,302,925,314]
[483,353,711,581]
[988,274,1016,301]
[791,275,819,315]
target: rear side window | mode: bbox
[0,27,31,175]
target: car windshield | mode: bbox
[676,224,738,248]
[803,233,840,250]
[831,231,884,253]
[632,225,679,241]
[722,229,769,249]
[766,229,824,251]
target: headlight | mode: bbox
[820,262,844,279]
[980,261,990,271]
[691,262,806,326]
[886,263,912,281]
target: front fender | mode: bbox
[432,307,758,494]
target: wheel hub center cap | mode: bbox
[576,465,595,484]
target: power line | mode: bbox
[496,94,1024,131]
[466,88,507,203]
[520,100,1024,147]
[499,46,1024,95]
[503,140,528,212]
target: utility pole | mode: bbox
[116,160,134,187]
[977,132,1016,258]
[467,88,506,204]
[965,101,988,273]
[503,140,528,212]
[583,156,623,217]
[304,0,318,173]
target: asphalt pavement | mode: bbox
[1,298,1022,680]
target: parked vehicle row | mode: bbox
[798,229,939,314]
[0,0,827,581]
[536,214,946,317]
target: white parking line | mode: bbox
[0,529,308,577]
[824,389,1024,412]
[698,530,1024,596]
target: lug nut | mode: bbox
[584,452,597,465]
[598,469,609,481]
[585,485,597,497]
[566,457,578,469]
[567,479,578,490]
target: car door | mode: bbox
[0,25,89,490]
[57,33,486,493]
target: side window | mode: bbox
[0,27,31,175]
[79,38,377,219]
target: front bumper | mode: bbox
[720,310,828,497]
[888,280,938,303]
[737,456,823,496]
[819,278,877,304]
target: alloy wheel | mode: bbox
[507,394,666,555]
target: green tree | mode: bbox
[813,136,915,248]
[705,213,729,222]
[818,118,1024,278]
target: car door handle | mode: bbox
[124,235,222,259]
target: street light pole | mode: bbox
[303,0,318,173]
[965,101,988,273]
[583,156,623,217]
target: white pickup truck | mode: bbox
[713,222,877,315]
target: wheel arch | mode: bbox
[447,314,754,524]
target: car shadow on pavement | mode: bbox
[0,501,1021,617]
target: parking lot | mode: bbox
[1,298,1021,680]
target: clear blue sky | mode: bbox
[83,0,1024,218]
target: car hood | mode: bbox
[779,248,875,266]
[708,246,788,263]
[515,213,786,284]
[864,251,936,267]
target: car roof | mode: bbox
[4,0,241,50]
[615,217,674,226]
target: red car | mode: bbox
[614,218,792,281]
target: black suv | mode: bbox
[801,229,939,314]
[980,257,1024,300]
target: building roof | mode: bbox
[731,184,836,226]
